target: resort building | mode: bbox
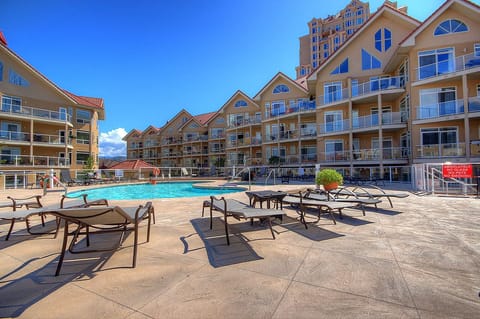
[0,32,105,178]
[124,0,480,181]
[296,0,372,78]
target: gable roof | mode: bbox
[217,90,260,114]
[195,111,217,125]
[399,0,480,47]
[122,129,143,141]
[253,72,308,100]
[307,4,420,81]
[109,159,156,170]
[0,34,105,115]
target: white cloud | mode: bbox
[99,128,127,157]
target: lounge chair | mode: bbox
[60,194,109,208]
[305,189,382,209]
[209,196,285,245]
[48,202,154,276]
[0,195,52,241]
[332,185,409,208]
[60,169,83,186]
[281,191,363,228]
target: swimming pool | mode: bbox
[67,182,244,200]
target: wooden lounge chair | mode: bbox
[209,196,285,245]
[281,191,363,228]
[48,202,154,276]
[332,185,409,208]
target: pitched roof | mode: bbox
[61,90,104,110]
[0,31,7,46]
[217,90,260,114]
[122,129,143,141]
[399,0,480,47]
[253,72,308,100]
[109,159,156,170]
[194,111,217,125]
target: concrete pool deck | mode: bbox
[0,182,479,318]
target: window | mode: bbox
[312,46,317,52]
[330,58,349,75]
[475,44,480,57]
[400,95,410,122]
[357,18,363,25]
[324,82,342,104]
[271,100,286,116]
[419,87,458,118]
[312,53,316,60]
[76,109,91,124]
[325,140,344,161]
[361,49,381,70]
[421,127,457,146]
[418,48,454,80]
[313,61,317,68]
[323,43,328,50]
[312,36,316,43]
[375,28,391,52]
[371,106,392,125]
[234,100,247,108]
[8,69,29,86]
[76,131,90,144]
[324,111,343,132]
[76,152,90,165]
[357,9,363,15]
[323,52,328,59]
[1,95,21,113]
[273,84,290,94]
[434,19,468,36]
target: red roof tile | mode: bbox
[109,159,157,170]
[0,31,7,46]
[62,89,104,110]
[194,111,217,125]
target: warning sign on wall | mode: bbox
[442,164,473,178]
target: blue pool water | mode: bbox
[67,182,243,200]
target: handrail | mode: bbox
[231,166,251,191]
[264,169,276,186]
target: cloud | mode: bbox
[99,128,127,157]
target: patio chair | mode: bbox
[332,185,409,208]
[0,195,55,241]
[60,194,109,208]
[209,196,285,245]
[49,202,154,276]
[305,189,382,209]
[60,169,83,186]
[281,191,363,228]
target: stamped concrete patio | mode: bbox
[0,183,479,318]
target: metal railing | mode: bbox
[0,105,72,123]
[352,76,405,98]
[415,52,480,81]
[0,154,70,167]
[264,100,316,119]
[318,87,350,107]
[416,99,464,120]
[415,143,466,158]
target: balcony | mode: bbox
[352,76,405,100]
[162,137,182,145]
[318,87,349,107]
[0,154,70,167]
[319,147,409,163]
[416,143,466,158]
[0,130,72,146]
[227,117,262,129]
[210,148,225,154]
[320,112,406,134]
[209,133,225,139]
[264,100,316,120]
[416,99,464,120]
[0,104,72,124]
[414,52,480,82]
[468,96,480,113]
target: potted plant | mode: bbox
[315,169,343,191]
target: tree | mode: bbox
[84,156,95,170]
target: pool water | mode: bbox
[67,182,243,200]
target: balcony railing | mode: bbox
[264,100,316,119]
[416,143,466,158]
[210,148,225,153]
[318,87,350,107]
[0,154,70,166]
[468,96,480,113]
[319,147,408,162]
[0,131,71,145]
[227,117,262,128]
[319,112,405,134]
[416,99,464,120]
[415,52,480,81]
[320,119,350,134]
[0,105,72,123]
[352,76,405,98]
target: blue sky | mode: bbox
[0,0,457,156]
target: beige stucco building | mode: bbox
[0,32,105,181]
[124,0,480,181]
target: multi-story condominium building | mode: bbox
[0,32,105,175]
[124,0,480,182]
[296,0,372,78]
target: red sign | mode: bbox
[442,164,473,178]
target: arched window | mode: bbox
[434,19,468,36]
[273,84,290,94]
[234,100,248,107]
